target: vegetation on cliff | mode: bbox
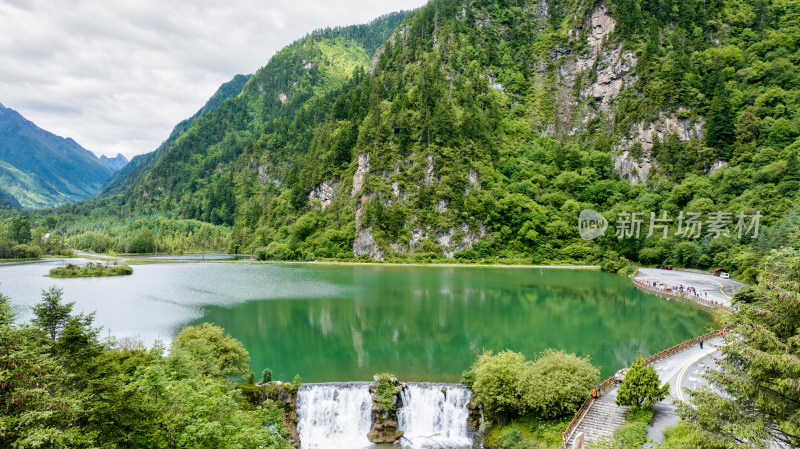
[0,0,788,282]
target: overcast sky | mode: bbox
[0,0,427,160]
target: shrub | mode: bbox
[520,349,600,418]
[262,367,273,383]
[470,349,600,422]
[374,373,399,411]
[460,369,475,389]
[501,428,529,449]
[470,350,529,422]
[11,244,41,259]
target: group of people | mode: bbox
[634,278,732,311]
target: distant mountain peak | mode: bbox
[99,153,129,172]
[0,103,114,208]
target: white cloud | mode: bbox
[0,0,426,159]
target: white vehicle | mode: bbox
[720,272,730,279]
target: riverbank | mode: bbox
[74,250,601,269]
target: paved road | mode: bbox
[636,268,743,306]
[647,338,723,443]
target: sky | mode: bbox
[0,0,427,160]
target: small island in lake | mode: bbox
[49,262,133,278]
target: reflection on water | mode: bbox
[192,265,713,382]
[0,261,712,382]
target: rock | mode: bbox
[353,228,385,261]
[614,151,652,185]
[466,168,480,195]
[352,154,370,196]
[424,155,435,186]
[709,159,728,175]
[308,180,339,210]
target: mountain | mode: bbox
[0,103,114,209]
[65,0,799,276]
[98,73,252,197]
[99,153,129,171]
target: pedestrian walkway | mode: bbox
[564,337,723,448]
[646,338,723,442]
[565,389,628,448]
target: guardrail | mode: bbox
[632,278,734,313]
[561,330,723,448]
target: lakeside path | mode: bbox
[646,337,724,443]
[635,268,743,307]
[566,337,724,448]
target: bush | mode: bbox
[49,263,133,278]
[501,428,529,449]
[374,373,399,411]
[593,406,653,449]
[615,422,648,448]
[520,349,600,418]
[470,349,600,422]
[11,244,41,259]
[470,350,529,422]
[460,369,475,389]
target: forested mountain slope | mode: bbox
[0,103,114,209]
[69,0,798,277]
[99,74,252,196]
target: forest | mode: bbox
[0,0,796,284]
[0,0,798,446]
[0,288,293,448]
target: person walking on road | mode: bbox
[700,338,704,349]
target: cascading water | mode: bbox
[397,383,473,449]
[296,383,373,449]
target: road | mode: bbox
[647,338,723,442]
[636,268,743,307]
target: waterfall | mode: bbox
[397,383,473,449]
[296,383,373,449]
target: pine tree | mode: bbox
[616,355,669,407]
[705,87,735,159]
[31,287,73,341]
[679,249,800,448]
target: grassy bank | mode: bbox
[483,414,569,449]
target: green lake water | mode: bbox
[0,260,713,382]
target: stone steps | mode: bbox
[566,397,629,448]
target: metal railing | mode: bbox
[561,330,723,448]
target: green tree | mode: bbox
[520,349,600,418]
[129,227,155,253]
[170,322,250,378]
[678,249,800,448]
[469,350,528,422]
[31,286,73,341]
[705,88,735,158]
[9,217,32,244]
[616,355,669,407]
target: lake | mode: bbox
[0,259,713,382]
